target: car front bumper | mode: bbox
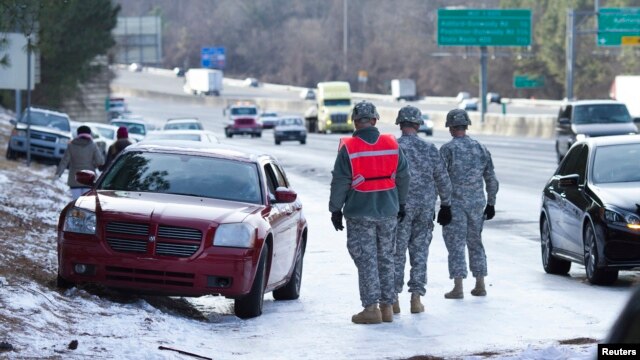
[58,232,257,297]
[603,225,640,269]
[9,135,67,160]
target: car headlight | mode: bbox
[426,120,434,128]
[11,129,27,137]
[63,207,97,234]
[575,134,588,141]
[213,223,256,248]
[57,136,71,144]
[326,120,332,125]
[603,208,640,230]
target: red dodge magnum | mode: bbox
[57,141,307,319]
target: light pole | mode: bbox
[343,0,348,74]
[25,33,32,166]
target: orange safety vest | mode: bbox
[339,134,399,192]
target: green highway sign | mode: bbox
[598,7,640,46]
[437,9,531,46]
[513,75,544,89]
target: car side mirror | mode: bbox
[558,118,571,126]
[75,170,96,187]
[275,187,297,203]
[558,174,579,188]
[9,119,16,125]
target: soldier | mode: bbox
[393,105,452,314]
[439,109,499,299]
[329,100,410,324]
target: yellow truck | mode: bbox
[305,81,353,133]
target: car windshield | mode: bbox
[231,107,257,116]
[573,104,632,125]
[95,126,116,139]
[99,152,262,203]
[19,111,70,132]
[165,122,203,130]
[112,121,146,135]
[279,118,303,126]
[592,143,640,184]
[323,99,351,106]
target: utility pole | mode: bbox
[25,34,32,166]
[343,0,348,74]
[566,9,575,100]
[479,46,488,123]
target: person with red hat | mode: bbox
[102,126,133,170]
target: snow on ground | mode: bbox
[0,114,634,359]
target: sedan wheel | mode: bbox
[234,244,268,319]
[584,223,618,285]
[5,145,18,160]
[541,216,571,274]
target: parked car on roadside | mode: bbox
[554,100,637,163]
[144,129,219,144]
[69,121,115,156]
[6,107,72,163]
[110,116,150,142]
[56,141,308,319]
[274,116,307,145]
[539,135,640,285]
[418,113,434,136]
[163,117,204,131]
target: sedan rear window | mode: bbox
[573,104,632,125]
[592,143,640,184]
[99,152,262,203]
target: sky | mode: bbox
[0,112,636,360]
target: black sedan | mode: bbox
[540,135,640,285]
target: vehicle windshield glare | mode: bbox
[231,107,257,116]
[19,111,70,132]
[323,99,351,106]
[112,121,146,135]
[573,104,632,125]
[99,152,262,203]
[279,118,303,126]
[592,143,640,184]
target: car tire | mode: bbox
[234,244,268,319]
[5,145,18,160]
[56,274,75,290]
[275,139,281,145]
[300,139,306,145]
[256,133,262,138]
[584,223,618,285]
[540,216,571,275]
[225,129,232,138]
[273,241,305,300]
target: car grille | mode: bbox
[235,118,255,125]
[156,225,202,257]
[283,131,302,136]
[30,131,57,142]
[330,113,348,124]
[105,222,201,258]
[105,266,194,287]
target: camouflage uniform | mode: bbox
[439,135,499,279]
[395,134,451,296]
[329,102,410,309]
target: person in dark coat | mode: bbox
[102,126,133,170]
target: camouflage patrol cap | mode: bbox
[352,100,379,122]
[445,109,471,127]
[395,105,424,125]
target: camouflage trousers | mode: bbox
[346,216,397,307]
[442,204,487,279]
[394,207,434,297]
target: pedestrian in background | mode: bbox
[55,125,104,200]
[393,105,452,314]
[439,109,499,299]
[102,126,133,170]
[329,100,410,324]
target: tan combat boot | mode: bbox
[410,293,424,313]
[471,276,487,296]
[351,304,382,324]
[444,278,464,299]
[392,299,400,314]
[380,304,393,322]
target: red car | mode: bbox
[57,141,307,319]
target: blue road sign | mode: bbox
[201,47,226,69]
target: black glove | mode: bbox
[484,205,495,220]
[331,211,344,231]
[397,204,406,223]
[437,205,452,226]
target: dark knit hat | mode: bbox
[77,125,92,135]
[117,126,129,139]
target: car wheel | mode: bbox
[273,241,305,300]
[584,223,618,285]
[275,139,281,145]
[300,139,306,145]
[225,129,232,138]
[234,244,268,319]
[5,145,18,160]
[56,274,75,290]
[541,216,571,274]
[256,133,262,138]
